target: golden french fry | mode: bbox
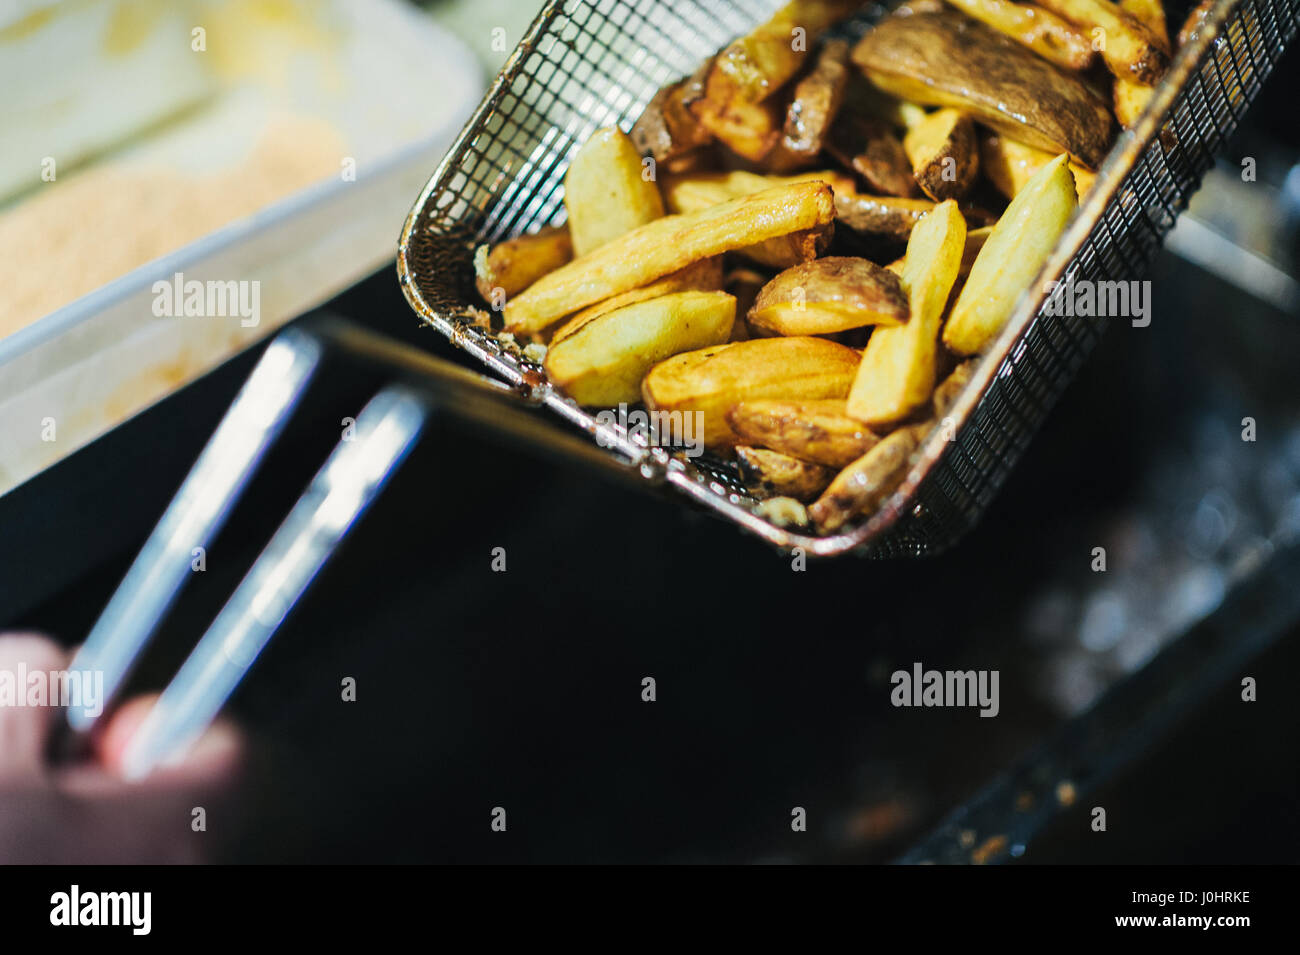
[853,8,1114,168]
[659,168,856,211]
[1035,0,1168,84]
[903,108,979,201]
[564,127,664,257]
[729,398,880,468]
[809,428,918,533]
[847,200,967,425]
[551,258,723,345]
[941,0,1096,71]
[473,226,572,302]
[642,336,861,450]
[545,290,735,406]
[736,446,835,501]
[504,181,834,336]
[658,168,846,267]
[980,131,1097,200]
[748,257,908,335]
[767,39,852,171]
[944,154,1077,356]
[708,0,862,103]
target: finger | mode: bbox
[95,694,244,784]
[0,634,69,779]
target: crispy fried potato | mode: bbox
[1113,0,1171,127]
[642,336,861,450]
[729,398,880,468]
[748,257,908,335]
[767,39,852,172]
[660,169,851,267]
[1035,0,1168,84]
[660,168,856,211]
[551,258,723,345]
[709,0,862,103]
[827,111,918,197]
[545,290,735,406]
[941,0,1096,70]
[688,89,785,162]
[630,62,715,163]
[847,200,967,425]
[853,8,1114,168]
[809,428,918,532]
[903,108,979,201]
[980,131,1097,200]
[564,127,665,257]
[736,446,835,501]
[504,181,834,336]
[474,226,572,303]
[944,154,1077,355]
[834,192,937,241]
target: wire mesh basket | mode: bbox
[398,0,1299,557]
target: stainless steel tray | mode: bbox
[398,0,1298,556]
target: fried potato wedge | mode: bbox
[827,110,918,196]
[551,258,723,345]
[1036,0,1169,84]
[688,90,785,162]
[630,62,715,163]
[709,0,862,103]
[729,398,880,468]
[474,226,572,303]
[980,131,1097,200]
[930,357,977,420]
[564,127,665,257]
[767,39,853,171]
[736,445,835,501]
[847,199,967,425]
[642,336,861,450]
[809,428,918,532]
[545,290,735,406]
[941,0,1096,71]
[852,8,1114,168]
[903,108,979,201]
[659,169,850,267]
[748,257,909,335]
[944,154,1077,355]
[504,181,834,336]
[834,192,937,241]
[1113,0,1171,127]
[660,168,856,212]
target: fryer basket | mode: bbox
[397,0,1299,556]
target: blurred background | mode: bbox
[1,0,1298,862]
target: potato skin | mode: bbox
[728,399,880,468]
[642,336,861,450]
[903,109,979,201]
[809,428,918,533]
[852,8,1114,168]
[767,39,852,172]
[474,226,572,302]
[736,446,834,501]
[749,256,908,335]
